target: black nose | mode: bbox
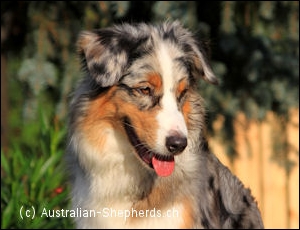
[166,135,187,154]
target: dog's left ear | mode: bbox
[77,30,128,87]
[187,41,219,85]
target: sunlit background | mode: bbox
[1,1,299,228]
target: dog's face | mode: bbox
[76,21,218,177]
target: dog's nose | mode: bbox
[166,135,187,154]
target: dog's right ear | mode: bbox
[77,30,128,87]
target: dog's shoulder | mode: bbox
[199,150,264,228]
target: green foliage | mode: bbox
[1,113,73,229]
[199,1,299,161]
[152,2,198,29]
[1,2,298,228]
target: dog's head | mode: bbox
[76,21,218,176]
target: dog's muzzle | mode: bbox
[123,117,187,177]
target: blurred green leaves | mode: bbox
[1,2,298,228]
[1,113,72,228]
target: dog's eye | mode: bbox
[136,87,152,96]
[178,88,188,102]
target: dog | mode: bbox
[66,21,264,228]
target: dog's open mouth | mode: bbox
[123,117,175,177]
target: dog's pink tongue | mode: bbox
[152,156,175,177]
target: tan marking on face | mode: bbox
[182,100,191,125]
[79,86,119,152]
[176,78,191,127]
[176,78,188,98]
[111,73,162,148]
[79,79,162,156]
[146,72,162,91]
[116,99,160,149]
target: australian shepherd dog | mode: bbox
[66,21,264,228]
